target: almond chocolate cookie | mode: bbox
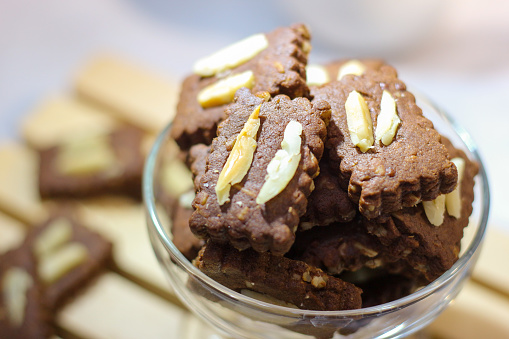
[190,88,330,255]
[312,69,458,219]
[38,125,144,200]
[364,137,478,281]
[195,241,362,311]
[171,24,311,150]
[289,137,477,282]
[290,138,476,282]
[25,214,113,309]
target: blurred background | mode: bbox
[0,0,508,338]
[0,0,508,230]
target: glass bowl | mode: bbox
[143,93,490,339]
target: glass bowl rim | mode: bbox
[143,94,490,318]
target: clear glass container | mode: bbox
[143,93,490,339]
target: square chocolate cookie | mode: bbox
[171,24,312,150]
[38,125,145,200]
[25,214,113,309]
[312,68,458,219]
[190,88,330,255]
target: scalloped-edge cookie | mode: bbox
[312,68,458,219]
[364,136,478,281]
[190,88,329,255]
[195,241,362,311]
[171,24,312,150]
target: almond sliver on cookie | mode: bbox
[337,59,366,80]
[306,64,330,86]
[446,157,466,218]
[345,90,374,153]
[193,34,268,77]
[39,242,88,284]
[34,217,73,257]
[216,105,261,205]
[197,70,255,108]
[423,194,446,226]
[256,120,302,204]
[2,267,33,327]
[375,90,401,146]
[56,134,117,176]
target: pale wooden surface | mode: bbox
[21,96,118,150]
[471,228,509,298]
[76,197,171,294]
[74,55,180,134]
[0,143,50,225]
[56,273,188,339]
[427,280,509,339]
[0,211,26,254]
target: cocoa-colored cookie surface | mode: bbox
[171,24,311,150]
[300,158,356,229]
[170,75,225,149]
[288,217,409,276]
[190,89,329,255]
[0,246,52,339]
[39,125,144,200]
[187,143,210,191]
[355,273,420,308]
[195,241,362,311]
[312,70,458,219]
[288,137,477,282]
[171,201,204,261]
[365,137,478,281]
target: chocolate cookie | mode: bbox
[190,88,330,255]
[171,24,311,150]
[312,69,458,219]
[365,137,478,281]
[292,138,476,282]
[187,143,211,191]
[156,145,209,261]
[39,125,144,200]
[171,195,204,261]
[354,272,421,308]
[300,157,356,230]
[25,214,113,309]
[195,241,362,311]
[288,218,401,275]
[0,246,52,339]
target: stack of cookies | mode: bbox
[168,24,479,311]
